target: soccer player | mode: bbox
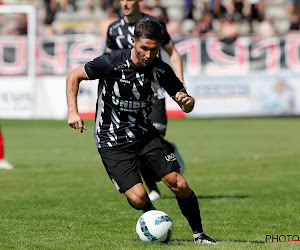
[0,125,14,170]
[66,19,219,244]
[105,0,185,201]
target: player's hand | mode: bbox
[174,92,195,113]
[68,112,86,133]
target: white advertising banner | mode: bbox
[0,77,32,119]
[185,72,300,118]
[1,35,300,119]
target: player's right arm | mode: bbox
[66,65,88,133]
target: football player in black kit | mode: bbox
[105,0,185,201]
[66,19,219,244]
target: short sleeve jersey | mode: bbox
[106,13,171,100]
[106,13,171,51]
[84,49,184,148]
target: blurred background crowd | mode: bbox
[0,0,300,42]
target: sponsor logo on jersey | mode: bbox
[112,96,148,111]
[153,67,165,74]
[165,153,176,162]
[114,63,128,70]
[120,79,130,84]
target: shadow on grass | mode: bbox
[161,195,249,200]
[168,239,265,245]
[225,239,265,244]
[196,195,249,199]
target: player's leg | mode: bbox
[142,98,168,200]
[161,171,219,244]
[0,128,4,160]
[137,159,161,201]
[124,183,156,213]
[98,145,156,213]
[0,125,13,170]
[140,132,218,244]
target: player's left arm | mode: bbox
[163,41,186,88]
[173,90,195,113]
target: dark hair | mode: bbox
[134,19,165,43]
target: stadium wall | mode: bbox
[1,35,300,119]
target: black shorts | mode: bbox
[149,98,167,136]
[98,130,180,193]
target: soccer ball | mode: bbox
[136,210,173,244]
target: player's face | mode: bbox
[131,37,161,68]
[120,0,140,17]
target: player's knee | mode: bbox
[128,194,147,209]
[163,172,187,193]
[174,177,188,193]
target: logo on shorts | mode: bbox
[165,153,176,162]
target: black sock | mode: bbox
[142,194,156,213]
[176,191,203,234]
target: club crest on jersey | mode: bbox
[165,153,176,162]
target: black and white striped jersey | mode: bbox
[84,49,184,148]
[106,13,170,51]
[106,13,171,100]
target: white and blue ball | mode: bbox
[136,210,173,244]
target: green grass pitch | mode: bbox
[0,118,299,249]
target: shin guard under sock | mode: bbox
[176,191,203,234]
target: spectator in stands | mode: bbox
[210,0,227,19]
[43,0,57,35]
[15,14,28,35]
[218,12,238,44]
[245,0,265,33]
[99,0,114,11]
[0,14,25,36]
[44,0,57,26]
[221,0,246,22]
[89,0,116,12]
[232,0,245,21]
[96,4,118,37]
[139,0,152,15]
[286,0,300,31]
[256,12,276,41]
[194,8,214,37]
[0,125,13,170]
[58,0,77,12]
[150,2,182,38]
[183,0,194,20]
[152,0,168,18]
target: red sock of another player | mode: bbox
[0,131,4,160]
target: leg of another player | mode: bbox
[138,160,161,201]
[162,171,219,244]
[124,183,156,213]
[0,128,13,170]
